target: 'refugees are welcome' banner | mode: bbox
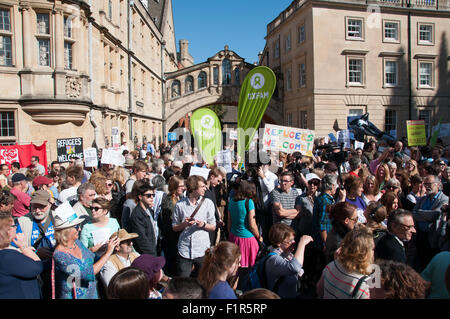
[237,66,276,165]
[190,107,222,166]
[262,124,315,157]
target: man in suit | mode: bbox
[375,209,416,264]
[412,174,449,271]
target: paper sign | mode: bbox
[101,148,125,166]
[229,129,238,141]
[328,133,337,143]
[57,137,83,163]
[354,141,364,150]
[189,166,210,180]
[407,120,427,146]
[216,150,232,173]
[337,130,351,149]
[262,124,315,156]
[91,228,111,246]
[83,148,98,168]
[112,127,120,150]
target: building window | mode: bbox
[234,67,240,85]
[299,63,306,88]
[64,42,72,69]
[286,68,292,91]
[285,34,291,51]
[36,13,50,35]
[298,25,305,44]
[385,109,397,133]
[287,112,292,126]
[171,80,180,98]
[300,111,307,129]
[64,16,72,38]
[418,24,433,44]
[0,9,12,66]
[222,59,231,85]
[185,76,193,93]
[108,0,113,20]
[213,66,218,85]
[38,39,50,66]
[418,61,433,87]
[198,71,207,89]
[274,41,279,58]
[419,109,431,137]
[348,58,363,85]
[0,111,15,137]
[385,60,398,86]
[346,18,363,40]
[349,109,364,117]
[384,21,399,42]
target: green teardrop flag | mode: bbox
[237,66,276,166]
[191,107,222,166]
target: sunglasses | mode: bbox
[106,183,113,187]
[308,180,320,186]
[73,224,81,231]
[143,193,155,198]
[90,206,103,211]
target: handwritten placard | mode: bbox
[262,124,315,156]
[189,166,210,180]
[83,148,98,168]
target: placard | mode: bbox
[328,133,337,143]
[57,137,83,163]
[83,148,98,168]
[189,166,210,180]
[262,124,315,156]
[168,132,177,141]
[229,129,238,141]
[354,140,364,150]
[337,130,351,149]
[111,127,120,150]
[216,150,232,173]
[407,120,426,146]
[101,148,125,166]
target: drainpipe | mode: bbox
[161,40,166,144]
[407,2,412,120]
[88,0,99,148]
[128,0,134,143]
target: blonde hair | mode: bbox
[90,174,107,195]
[0,214,13,248]
[111,166,127,185]
[337,225,374,275]
[54,228,73,247]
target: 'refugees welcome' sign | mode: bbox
[262,124,315,157]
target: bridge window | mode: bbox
[171,80,180,98]
[234,67,240,85]
[222,59,231,85]
[198,71,207,88]
[185,76,194,93]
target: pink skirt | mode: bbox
[228,232,260,268]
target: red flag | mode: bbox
[0,142,48,175]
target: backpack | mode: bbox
[240,251,281,293]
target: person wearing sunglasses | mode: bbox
[129,183,158,256]
[52,202,119,299]
[79,197,120,257]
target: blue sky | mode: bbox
[172,0,294,64]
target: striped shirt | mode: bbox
[321,260,370,299]
[270,187,299,226]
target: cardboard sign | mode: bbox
[262,124,315,156]
[407,120,426,146]
[57,137,83,163]
[83,148,98,168]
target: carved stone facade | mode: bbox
[0,0,178,161]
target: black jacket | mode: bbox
[129,204,157,256]
[375,232,406,263]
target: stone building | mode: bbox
[260,0,450,140]
[0,0,178,161]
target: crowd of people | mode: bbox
[0,137,449,300]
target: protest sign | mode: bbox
[216,150,232,173]
[337,130,351,149]
[328,133,337,143]
[57,137,83,163]
[189,166,210,180]
[168,132,177,141]
[101,148,125,166]
[262,124,315,157]
[407,120,426,146]
[229,129,238,141]
[83,148,98,168]
[111,127,120,150]
[354,140,364,150]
